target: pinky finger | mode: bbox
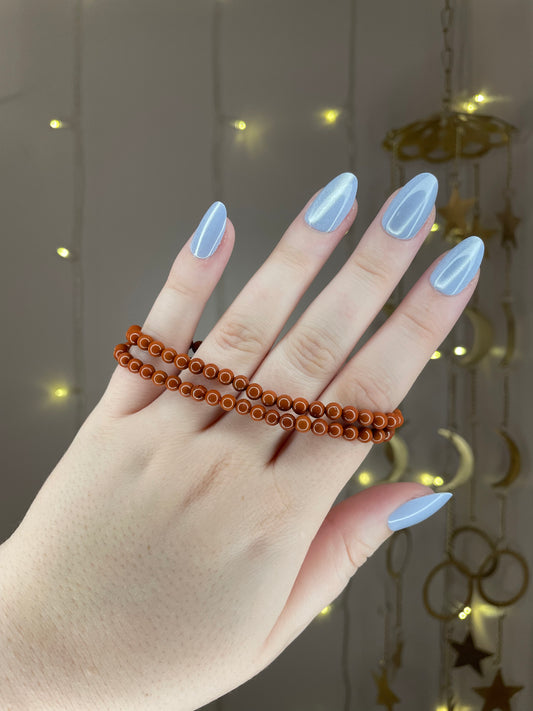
[100,202,235,418]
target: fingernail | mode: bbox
[190,201,227,259]
[304,172,358,233]
[430,236,485,295]
[382,172,438,240]
[388,492,452,532]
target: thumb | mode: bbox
[260,483,452,662]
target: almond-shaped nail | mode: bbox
[190,201,227,259]
[304,172,358,233]
[382,172,438,240]
[388,492,452,532]
[430,236,484,295]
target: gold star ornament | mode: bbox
[473,668,524,711]
[496,197,521,248]
[450,630,493,675]
[437,184,476,239]
[372,667,400,710]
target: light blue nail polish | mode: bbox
[304,172,358,233]
[382,172,438,240]
[388,492,452,532]
[430,235,485,295]
[190,201,227,259]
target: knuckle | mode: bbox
[213,314,265,356]
[283,322,338,381]
[165,276,198,303]
[351,367,395,412]
[397,305,435,345]
[350,252,390,291]
[273,243,311,280]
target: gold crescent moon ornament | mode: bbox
[500,300,517,367]
[383,434,409,483]
[492,429,521,489]
[458,306,494,367]
[436,428,475,492]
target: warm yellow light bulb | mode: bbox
[320,605,332,616]
[431,350,442,360]
[57,247,70,258]
[474,93,485,103]
[433,476,444,487]
[431,222,440,232]
[454,346,467,356]
[50,119,64,129]
[465,102,476,113]
[233,120,247,131]
[54,387,69,399]
[420,473,435,486]
[464,606,471,614]
[323,109,341,124]
[358,471,372,486]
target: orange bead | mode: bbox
[394,409,404,427]
[311,419,328,436]
[148,340,165,357]
[203,363,219,379]
[384,428,395,441]
[358,427,373,443]
[118,352,132,367]
[175,353,190,369]
[128,358,142,373]
[325,402,342,420]
[373,412,387,429]
[387,413,397,428]
[246,383,262,400]
[279,413,295,430]
[114,343,129,358]
[189,357,205,375]
[126,325,142,344]
[343,425,359,441]
[179,381,193,397]
[261,390,277,407]
[205,389,221,406]
[152,370,168,386]
[328,422,344,438]
[309,401,325,418]
[218,368,234,385]
[192,385,207,400]
[139,363,155,380]
[295,415,311,432]
[372,429,386,443]
[236,399,252,415]
[161,347,177,363]
[165,375,181,391]
[264,410,280,426]
[342,405,359,423]
[250,405,266,421]
[233,374,249,391]
[292,397,309,415]
[358,409,373,426]
[277,394,293,411]
[137,334,152,350]
[220,394,236,411]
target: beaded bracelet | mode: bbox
[113,324,404,444]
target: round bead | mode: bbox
[127,357,142,373]
[118,352,132,367]
[218,368,234,385]
[394,409,404,427]
[343,425,359,441]
[191,340,202,353]
[325,402,343,420]
[152,370,168,386]
[114,343,129,358]
[295,415,312,432]
[232,374,249,391]
[328,422,344,438]
[277,394,293,411]
[205,389,221,406]
[189,357,205,375]
[279,413,296,431]
[250,405,266,421]
[358,409,374,426]
[387,413,397,428]
[384,428,395,441]
[220,394,236,411]
[373,412,387,429]
[358,427,373,443]
[264,410,280,426]
[139,363,155,380]
[161,347,177,364]
[179,381,193,397]
[126,325,142,344]
[165,375,181,391]
[137,334,152,350]
[261,390,277,407]
[292,397,309,415]
[175,353,190,369]
[372,429,387,443]
[148,340,165,357]
[309,401,325,418]
[342,405,359,423]
[246,383,263,400]
[192,384,207,401]
[203,363,219,379]
[235,399,252,415]
[311,419,328,436]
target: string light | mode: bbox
[433,476,444,486]
[56,247,71,259]
[431,350,442,360]
[454,346,467,356]
[53,386,69,399]
[431,222,440,232]
[232,119,247,131]
[49,118,67,129]
[474,93,486,103]
[358,471,372,486]
[320,605,333,616]
[419,472,436,486]
[321,108,342,125]
[458,606,472,620]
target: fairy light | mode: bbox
[49,119,65,129]
[474,93,485,103]
[454,346,467,356]
[56,247,71,258]
[431,350,442,360]
[420,472,435,486]
[458,605,472,620]
[320,605,333,616]
[232,119,247,131]
[358,471,372,486]
[322,108,341,125]
[431,222,440,232]
[53,386,69,399]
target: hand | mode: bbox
[0,172,484,710]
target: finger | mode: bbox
[277,236,484,510]
[211,172,437,455]
[155,172,359,428]
[100,202,234,417]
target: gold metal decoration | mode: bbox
[457,306,494,367]
[450,630,493,675]
[492,430,521,489]
[472,669,524,710]
[372,666,400,710]
[435,428,474,492]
